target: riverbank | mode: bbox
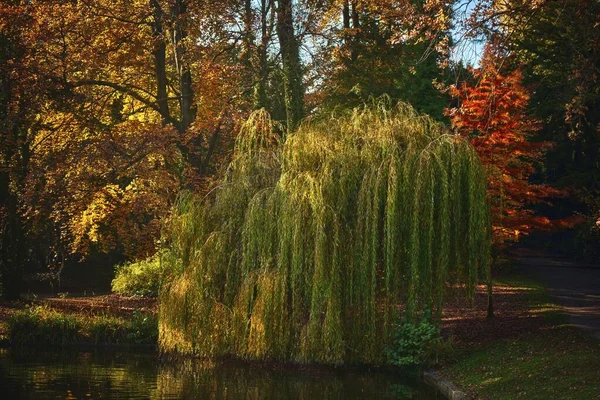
[0,294,157,348]
[1,276,598,399]
[436,272,600,399]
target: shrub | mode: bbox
[111,255,162,297]
[386,313,443,368]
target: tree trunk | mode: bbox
[343,1,350,29]
[171,0,196,133]
[253,0,272,110]
[0,33,25,301]
[150,0,170,123]
[351,1,360,29]
[487,283,494,318]
[242,0,255,70]
[276,0,304,132]
[487,255,495,318]
[0,182,24,301]
[343,1,359,61]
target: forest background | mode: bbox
[0,0,598,299]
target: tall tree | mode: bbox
[0,2,49,298]
[509,0,600,259]
[0,18,26,299]
[0,0,246,286]
[447,46,561,247]
[241,0,276,111]
[457,0,600,259]
[315,0,452,119]
[276,0,305,131]
[446,45,568,317]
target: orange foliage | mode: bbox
[0,0,245,261]
[446,46,568,246]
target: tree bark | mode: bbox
[487,255,495,318]
[253,0,272,110]
[0,34,26,300]
[150,0,170,124]
[171,0,195,133]
[0,179,24,301]
[343,1,350,29]
[276,0,304,132]
[351,1,360,29]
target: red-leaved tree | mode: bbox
[445,46,576,318]
[446,46,564,249]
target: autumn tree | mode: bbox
[451,0,600,259]
[0,4,36,299]
[0,0,251,294]
[508,0,600,260]
[275,0,305,131]
[446,45,567,316]
[447,46,561,245]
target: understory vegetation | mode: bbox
[8,306,157,346]
[387,313,444,368]
[159,102,491,365]
[111,255,162,297]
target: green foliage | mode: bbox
[386,313,441,368]
[111,255,162,297]
[323,14,450,121]
[127,311,159,345]
[159,102,491,365]
[7,305,157,346]
[509,0,600,260]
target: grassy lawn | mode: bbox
[440,274,600,399]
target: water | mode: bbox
[0,348,438,399]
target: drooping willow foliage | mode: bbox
[159,102,491,365]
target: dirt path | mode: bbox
[516,249,600,339]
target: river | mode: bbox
[0,348,438,399]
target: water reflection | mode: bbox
[0,348,436,399]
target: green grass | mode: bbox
[494,274,567,325]
[445,327,599,399]
[8,305,157,347]
[442,274,600,399]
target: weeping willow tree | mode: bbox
[159,101,491,365]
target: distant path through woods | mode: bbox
[516,248,600,339]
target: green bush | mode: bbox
[89,315,129,344]
[386,314,442,368]
[111,255,162,297]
